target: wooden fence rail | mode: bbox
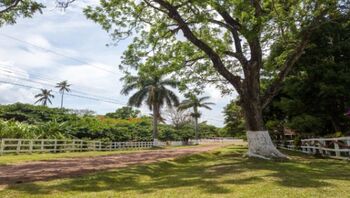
[276,137,350,160]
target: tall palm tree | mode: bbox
[178,95,214,143]
[56,80,71,108]
[34,89,54,106]
[121,74,179,143]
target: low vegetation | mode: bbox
[0,103,224,141]
[1,146,349,198]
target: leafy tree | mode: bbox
[178,94,214,142]
[0,0,78,26]
[105,106,140,119]
[0,0,44,26]
[34,89,54,106]
[85,0,342,158]
[264,14,350,137]
[121,67,179,142]
[0,103,68,123]
[223,100,245,138]
[56,80,71,109]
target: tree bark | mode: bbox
[194,117,199,144]
[60,92,64,109]
[240,72,287,159]
[193,106,199,144]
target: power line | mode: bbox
[0,64,112,94]
[0,65,127,104]
[0,80,126,106]
[0,33,118,75]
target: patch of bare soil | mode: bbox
[0,144,224,187]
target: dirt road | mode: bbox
[0,144,225,186]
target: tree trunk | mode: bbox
[240,75,288,159]
[152,104,159,145]
[193,106,199,144]
[194,117,199,144]
[60,92,64,109]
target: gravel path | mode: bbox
[0,144,224,186]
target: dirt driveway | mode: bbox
[0,144,225,186]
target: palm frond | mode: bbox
[127,88,148,108]
[198,96,211,102]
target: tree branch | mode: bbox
[261,6,334,108]
[0,0,21,14]
[261,33,311,109]
[152,0,243,94]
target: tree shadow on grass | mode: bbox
[5,147,350,196]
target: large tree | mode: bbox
[85,0,343,159]
[121,67,179,143]
[264,13,350,136]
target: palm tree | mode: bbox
[121,74,179,143]
[178,94,214,143]
[34,89,54,106]
[56,80,71,108]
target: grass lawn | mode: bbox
[0,145,202,165]
[0,145,349,198]
[0,149,157,165]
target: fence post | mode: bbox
[334,141,340,157]
[0,139,4,155]
[53,140,57,153]
[29,140,33,154]
[99,141,102,151]
[80,140,83,152]
[16,139,22,154]
[40,140,44,152]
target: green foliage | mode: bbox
[0,0,44,27]
[0,103,69,124]
[222,100,245,137]
[264,14,350,136]
[105,106,140,119]
[0,103,220,141]
[84,0,340,96]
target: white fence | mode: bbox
[0,138,154,155]
[276,137,350,160]
[0,137,244,155]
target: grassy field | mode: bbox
[0,145,349,198]
[0,149,154,165]
[0,145,202,165]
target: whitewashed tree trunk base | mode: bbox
[153,139,159,146]
[246,131,288,160]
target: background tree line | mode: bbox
[0,103,223,141]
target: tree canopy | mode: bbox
[105,106,141,119]
[264,14,350,136]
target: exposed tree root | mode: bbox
[247,131,289,160]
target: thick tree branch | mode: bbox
[261,6,334,108]
[212,5,246,63]
[0,0,21,14]
[261,34,311,109]
[152,0,243,94]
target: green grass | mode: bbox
[1,146,349,198]
[0,145,200,165]
[0,149,153,165]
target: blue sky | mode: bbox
[0,0,236,127]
